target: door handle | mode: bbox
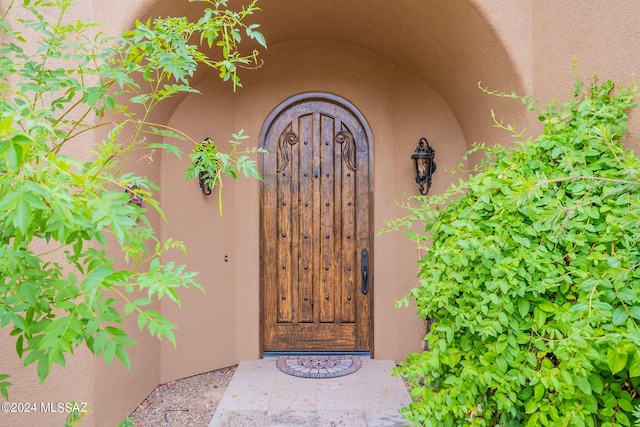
[361,249,369,294]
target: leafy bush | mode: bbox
[389,78,640,426]
[0,0,265,400]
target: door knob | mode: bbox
[361,249,369,295]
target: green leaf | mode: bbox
[14,194,31,234]
[137,312,149,330]
[534,307,547,328]
[628,306,640,320]
[629,351,640,377]
[93,331,108,354]
[612,306,629,325]
[81,266,113,293]
[607,348,628,375]
[0,375,10,401]
[85,320,100,339]
[517,299,530,318]
[588,373,604,394]
[616,411,631,427]
[105,326,127,337]
[124,302,136,316]
[37,356,49,384]
[6,142,23,169]
[533,384,545,401]
[575,376,591,395]
[104,342,116,365]
[525,397,538,414]
[0,191,19,212]
[607,256,621,268]
[537,300,555,313]
[115,345,131,369]
[148,142,183,158]
[618,391,634,412]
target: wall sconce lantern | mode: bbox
[199,170,212,195]
[196,137,213,196]
[411,137,436,195]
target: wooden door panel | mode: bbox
[297,115,313,323]
[319,113,335,323]
[271,324,357,351]
[277,140,292,322]
[261,94,373,352]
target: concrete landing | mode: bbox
[208,358,411,427]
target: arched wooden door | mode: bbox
[259,93,374,353]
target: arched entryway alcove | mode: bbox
[128,0,528,388]
[146,0,528,371]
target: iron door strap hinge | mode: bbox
[361,249,369,295]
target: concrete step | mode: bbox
[208,358,411,427]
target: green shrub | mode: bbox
[0,0,265,400]
[389,78,640,426]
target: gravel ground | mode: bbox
[128,365,237,427]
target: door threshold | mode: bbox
[263,351,371,359]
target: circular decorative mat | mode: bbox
[276,355,362,379]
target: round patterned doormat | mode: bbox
[275,355,363,379]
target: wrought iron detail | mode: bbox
[277,124,299,172]
[125,184,144,207]
[199,170,212,195]
[335,123,357,171]
[196,138,214,195]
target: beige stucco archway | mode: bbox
[138,0,531,147]
[152,0,528,370]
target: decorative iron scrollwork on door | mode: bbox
[335,123,357,171]
[276,122,356,172]
[277,123,299,172]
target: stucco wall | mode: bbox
[0,331,96,426]
[530,1,640,151]
[2,0,640,425]
[0,1,162,425]
[158,83,241,383]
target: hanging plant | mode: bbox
[185,131,266,215]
